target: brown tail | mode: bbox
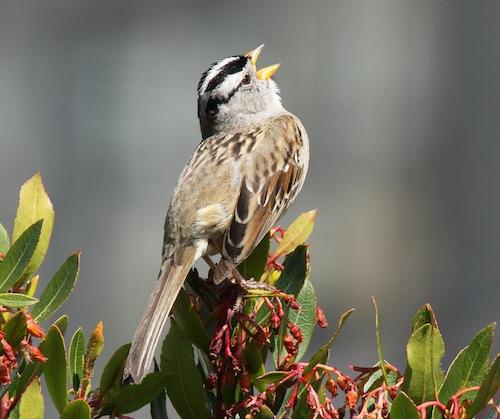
[124,246,197,383]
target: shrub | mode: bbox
[0,174,497,418]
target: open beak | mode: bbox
[245,44,265,65]
[256,63,281,80]
[245,44,281,80]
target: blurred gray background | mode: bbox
[1,0,499,417]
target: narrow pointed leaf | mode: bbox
[467,354,500,418]
[402,324,445,404]
[151,386,169,419]
[13,173,55,281]
[99,343,131,398]
[31,253,80,321]
[433,323,494,419]
[391,392,420,419]
[272,209,317,258]
[42,325,67,414]
[373,297,389,385]
[171,288,209,352]
[256,371,289,385]
[0,293,38,308]
[161,320,210,419]
[68,328,85,392]
[303,308,355,376]
[19,379,44,419]
[0,220,42,292]
[61,399,91,419]
[0,223,9,254]
[245,340,266,392]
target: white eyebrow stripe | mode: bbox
[199,56,240,95]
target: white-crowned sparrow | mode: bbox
[124,45,309,382]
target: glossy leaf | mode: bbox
[412,303,438,333]
[272,209,317,259]
[25,275,39,297]
[391,392,420,419]
[238,233,270,280]
[434,323,494,416]
[161,320,210,419]
[32,253,80,321]
[3,311,27,346]
[68,328,85,392]
[467,354,500,419]
[0,220,42,292]
[12,173,55,281]
[0,223,9,254]
[54,314,69,336]
[402,323,445,404]
[257,371,289,385]
[303,308,355,376]
[256,405,275,419]
[105,372,167,414]
[19,379,44,419]
[61,399,91,419]
[42,325,68,414]
[0,293,38,307]
[289,280,317,361]
[172,288,209,352]
[99,343,131,398]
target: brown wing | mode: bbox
[222,114,308,264]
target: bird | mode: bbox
[124,45,310,383]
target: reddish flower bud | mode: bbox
[283,335,297,355]
[388,385,398,399]
[326,379,338,397]
[316,305,328,328]
[270,313,281,329]
[239,371,252,394]
[306,386,318,411]
[0,356,10,384]
[29,345,48,363]
[288,322,303,342]
[26,313,45,339]
[205,373,217,390]
[336,374,351,392]
[285,296,301,310]
[345,389,358,409]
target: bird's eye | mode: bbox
[241,74,251,85]
[206,98,218,115]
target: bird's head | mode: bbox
[197,45,283,139]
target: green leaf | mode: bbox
[272,209,317,259]
[54,315,69,336]
[161,320,210,419]
[467,354,500,419]
[373,297,389,385]
[171,288,209,352]
[363,369,398,393]
[3,311,27,346]
[245,340,266,392]
[0,220,42,292]
[303,308,355,376]
[103,372,167,414]
[402,323,445,404]
[11,360,43,399]
[61,399,91,419]
[238,233,270,280]
[0,293,38,308]
[412,304,438,333]
[12,173,55,281]
[19,379,44,419]
[42,324,67,414]
[434,323,494,416]
[99,343,131,399]
[0,223,9,254]
[68,328,85,392]
[293,374,325,419]
[288,280,317,361]
[256,371,289,385]
[391,392,420,419]
[150,384,169,419]
[256,405,275,419]
[31,253,80,321]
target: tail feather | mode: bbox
[124,246,197,383]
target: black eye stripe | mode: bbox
[205,56,248,92]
